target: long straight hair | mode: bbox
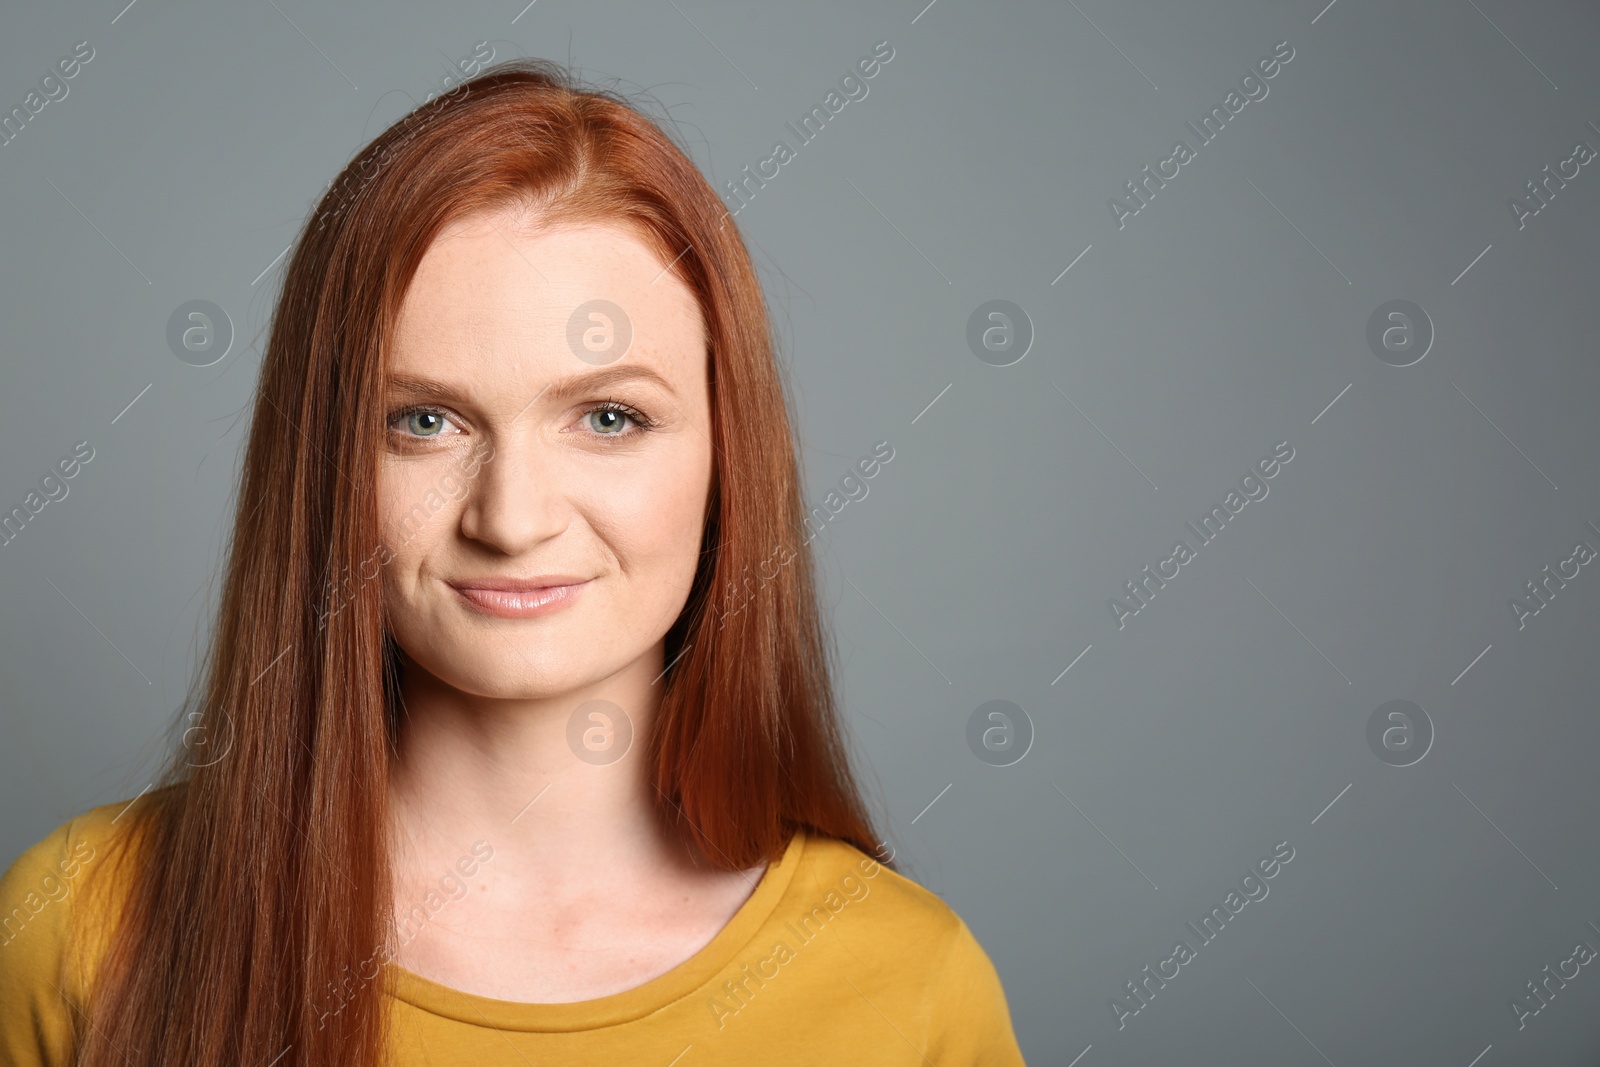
[75,58,886,1066]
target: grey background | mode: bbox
[3,0,1598,1062]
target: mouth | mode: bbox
[446,577,591,619]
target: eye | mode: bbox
[388,405,460,439]
[576,399,654,440]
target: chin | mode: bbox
[415,636,628,699]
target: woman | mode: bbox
[0,59,1026,1065]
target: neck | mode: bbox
[385,642,698,896]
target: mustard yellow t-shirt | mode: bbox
[0,798,1027,1065]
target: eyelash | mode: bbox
[387,398,656,443]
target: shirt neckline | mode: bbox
[383,827,808,1032]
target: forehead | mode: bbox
[389,210,705,384]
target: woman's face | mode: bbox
[379,210,713,700]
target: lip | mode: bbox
[447,576,591,619]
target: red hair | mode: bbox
[75,58,886,1066]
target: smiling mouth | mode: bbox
[448,580,590,619]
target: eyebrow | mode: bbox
[386,364,681,409]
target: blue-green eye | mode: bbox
[390,406,457,438]
[579,400,654,439]
[585,408,629,434]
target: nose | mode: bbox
[456,434,569,554]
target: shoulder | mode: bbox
[789,832,961,944]
[785,833,1027,1064]
[0,793,160,1066]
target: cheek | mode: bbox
[589,446,711,583]
[378,462,448,577]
